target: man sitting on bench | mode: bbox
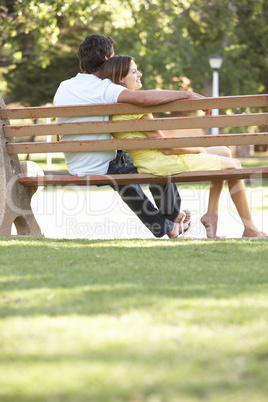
[53,34,209,239]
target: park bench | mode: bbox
[0,94,268,237]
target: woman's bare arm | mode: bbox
[140,114,206,155]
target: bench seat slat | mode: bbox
[1,95,267,120]
[6,132,268,154]
[17,167,268,186]
[4,113,268,138]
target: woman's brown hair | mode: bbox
[101,55,134,85]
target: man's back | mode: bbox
[53,73,124,176]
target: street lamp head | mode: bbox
[209,54,223,69]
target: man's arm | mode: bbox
[118,88,204,105]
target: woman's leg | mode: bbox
[201,155,265,238]
[200,151,234,238]
[201,180,225,238]
[205,146,232,158]
[227,178,262,237]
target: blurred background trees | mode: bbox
[1,0,267,106]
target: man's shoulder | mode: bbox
[58,74,121,90]
[101,78,125,96]
[54,73,125,106]
[59,73,86,86]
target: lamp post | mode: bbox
[209,55,223,135]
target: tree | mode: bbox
[184,0,268,95]
[1,0,268,106]
[0,0,136,68]
[114,0,268,96]
[1,0,137,104]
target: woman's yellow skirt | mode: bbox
[133,150,221,176]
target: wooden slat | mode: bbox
[7,132,268,154]
[1,95,268,120]
[17,167,268,186]
[4,113,268,138]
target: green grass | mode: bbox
[19,153,67,171]
[1,237,268,401]
[240,156,268,168]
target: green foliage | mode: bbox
[4,28,82,106]
[1,0,268,104]
[5,55,77,106]
[113,0,268,95]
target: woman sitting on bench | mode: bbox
[101,55,266,239]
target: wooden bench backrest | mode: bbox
[1,95,268,155]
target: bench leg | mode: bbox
[14,215,42,237]
[0,98,43,237]
[0,175,43,237]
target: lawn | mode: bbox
[1,237,268,402]
[20,153,67,172]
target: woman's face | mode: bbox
[121,60,142,90]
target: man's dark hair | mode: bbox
[77,34,115,73]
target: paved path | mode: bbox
[26,185,267,240]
